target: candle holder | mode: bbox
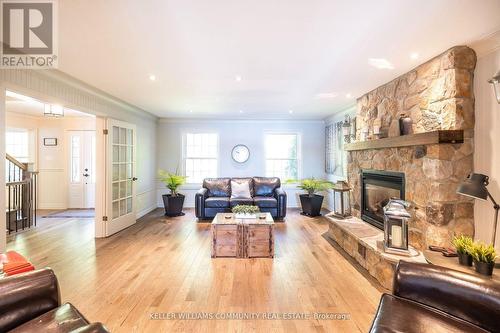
[383,198,411,256]
[342,115,352,143]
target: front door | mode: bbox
[68,131,96,208]
[105,119,137,236]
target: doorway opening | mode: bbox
[4,90,97,234]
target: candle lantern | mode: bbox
[332,181,352,219]
[383,199,411,255]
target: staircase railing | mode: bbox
[6,154,38,233]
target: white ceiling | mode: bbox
[6,94,94,118]
[58,0,500,120]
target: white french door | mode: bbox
[105,119,137,236]
[68,131,96,208]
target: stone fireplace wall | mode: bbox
[348,46,477,249]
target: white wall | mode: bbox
[156,119,325,207]
[6,112,96,210]
[473,46,500,250]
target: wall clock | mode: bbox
[231,144,250,163]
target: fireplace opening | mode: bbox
[361,170,405,229]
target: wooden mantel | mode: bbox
[344,130,464,151]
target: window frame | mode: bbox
[263,131,302,181]
[5,128,30,163]
[181,131,220,184]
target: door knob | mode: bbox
[132,177,138,181]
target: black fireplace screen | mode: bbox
[361,170,405,229]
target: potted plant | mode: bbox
[452,235,474,266]
[470,242,497,276]
[158,170,187,217]
[232,205,260,219]
[290,178,335,217]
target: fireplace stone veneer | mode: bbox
[346,46,476,250]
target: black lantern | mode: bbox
[383,199,411,255]
[332,181,352,219]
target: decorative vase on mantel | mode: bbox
[399,114,412,136]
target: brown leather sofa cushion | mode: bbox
[205,197,230,208]
[9,303,97,333]
[370,294,488,333]
[254,196,278,208]
[230,198,254,207]
[203,178,231,197]
[253,177,280,197]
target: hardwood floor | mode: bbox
[7,208,382,333]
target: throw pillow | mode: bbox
[230,180,251,199]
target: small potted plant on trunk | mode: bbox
[232,205,260,219]
[452,235,474,266]
[470,242,497,276]
[291,178,335,217]
[159,170,187,217]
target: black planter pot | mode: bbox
[299,194,324,217]
[458,252,473,266]
[474,260,495,276]
[162,194,185,217]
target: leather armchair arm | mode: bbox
[195,188,208,219]
[274,187,287,219]
[393,261,500,333]
[0,268,61,332]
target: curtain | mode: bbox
[325,121,346,176]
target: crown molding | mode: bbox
[158,117,325,124]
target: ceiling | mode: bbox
[6,93,95,118]
[58,0,500,120]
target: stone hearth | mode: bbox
[326,214,426,289]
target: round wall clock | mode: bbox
[231,144,250,163]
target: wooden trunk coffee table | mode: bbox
[211,213,274,258]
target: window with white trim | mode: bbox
[265,133,299,180]
[6,129,29,163]
[184,133,218,183]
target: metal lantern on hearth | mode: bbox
[332,181,352,219]
[383,199,411,256]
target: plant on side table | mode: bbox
[470,242,497,276]
[159,170,187,217]
[232,205,260,219]
[452,235,474,266]
[289,178,335,217]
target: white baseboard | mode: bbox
[136,205,157,219]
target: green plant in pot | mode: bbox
[452,235,474,266]
[288,178,335,217]
[159,170,187,217]
[470,242,497,276]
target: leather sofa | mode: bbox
[0,268,109,333]
[370,261,500,333]
[195,177,287,220]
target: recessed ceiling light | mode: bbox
[368,58,394,70]
[315,92,338,99]
[235,75,242,82]
[289,110,294,114]
[410,52,419,60]
[189,110,193,113]
[345,93,352,98]
[239,110,244,113]
[149,75,156,81]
